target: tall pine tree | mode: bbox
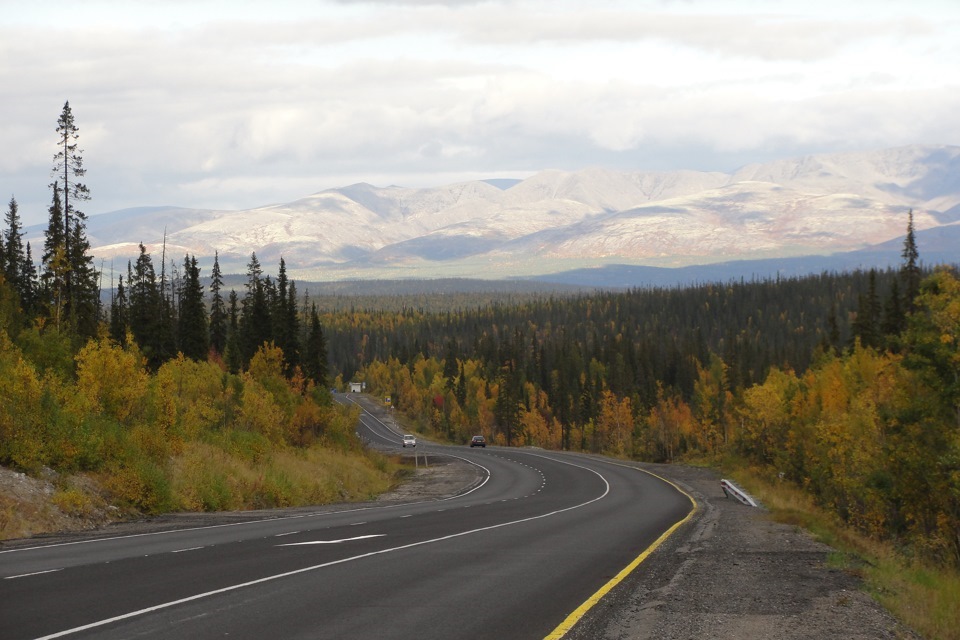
[177,254,208,360]
[901,209,921,313]
[303,304,329,387]
[40,102,100,336]
[128,245,165,368]
[40,184,68,330]
[109,274,128,345]
[3,197,23,290]
[209,251,228,356]
[239,252,271,364]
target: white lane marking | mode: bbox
[274,531,300,537]
[278,534,385,547]
[170,547,205,554]
[37,466,610,640]
[5,568,62,580]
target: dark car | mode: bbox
[470,435,486,448]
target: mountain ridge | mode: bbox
[25,143,960,286]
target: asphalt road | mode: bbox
[0,396,692,640]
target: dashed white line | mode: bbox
[278,534,386,547]
[5,568,62,580]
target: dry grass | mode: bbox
[170,441,399,512]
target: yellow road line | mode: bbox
[544,465,698,640]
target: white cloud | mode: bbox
[2,0,959,225]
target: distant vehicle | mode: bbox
[470,435,486,448]
[402,435,417,448]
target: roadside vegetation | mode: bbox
[0,332,397,536]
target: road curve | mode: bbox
[0,397,693,639]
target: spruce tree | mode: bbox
[109,275,128,345]
[882,278,905,340]
[177,254,209,360]
[66,214,100,336]
[303,304,329,387]
[239,252,271,364]
[285,280,301,369]
[456,361,467,406]
[52,101,98,335]
[852,270,882,349]
[225,289,243,373]
[272,257,300,369]
[128,245,165,368]
[40,184,68,330]
[19,242,38,318]
[901,209,921,313]
[3,196,23,289]
[443,339,459,390]
[208,251,228,355]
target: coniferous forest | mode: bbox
[1,104,959,572]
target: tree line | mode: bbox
[2,102,330,387]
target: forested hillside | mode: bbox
[325,223,959,568]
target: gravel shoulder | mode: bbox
[566,462,921,640]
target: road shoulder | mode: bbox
[566,462,921,639]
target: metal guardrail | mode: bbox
[720,479,759,507]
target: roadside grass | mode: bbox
[170,440,401,511]
[723,462,960,640]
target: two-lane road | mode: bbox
[1,398,693,639]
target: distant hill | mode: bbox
[25,144,960,288]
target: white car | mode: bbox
[402,435,417,448]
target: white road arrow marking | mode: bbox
[278,534,385,546]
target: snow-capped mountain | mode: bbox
[49,144,960,282]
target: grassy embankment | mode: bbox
[0,401,407,541]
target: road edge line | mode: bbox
[543,466,698,640]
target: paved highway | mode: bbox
[0,396,693,639]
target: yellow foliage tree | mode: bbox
[237,375,286,445]
[597,390,633,456]
[153,354,227,441]
[73,338,149,426]
[738,367,799,466]
[642,384,694,462]
[0,331,46,470]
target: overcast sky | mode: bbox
[2,0,959,225]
